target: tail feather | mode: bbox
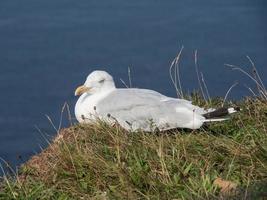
[203,107,240,119]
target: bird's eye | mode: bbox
[99,79,105,83]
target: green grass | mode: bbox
[0,97,267,200]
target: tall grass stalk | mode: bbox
[225,57,267,100]
[169,46,184,98]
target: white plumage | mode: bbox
[74,70,229,132]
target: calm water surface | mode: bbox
[0,0,266,170]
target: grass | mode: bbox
[0,96,266,200]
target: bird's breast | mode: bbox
[75,91,113,123]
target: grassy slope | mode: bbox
[0,97,267,200]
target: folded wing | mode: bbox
[96,88,206,131]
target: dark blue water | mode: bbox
[0,0,267,171]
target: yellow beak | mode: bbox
[75,85,90,96]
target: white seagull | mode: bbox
[74,70,237,132]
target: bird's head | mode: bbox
[75,70,115,96]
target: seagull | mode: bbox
[74,70,238,132]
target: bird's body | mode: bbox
[74,70,236,132]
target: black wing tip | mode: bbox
[204,106,240,119]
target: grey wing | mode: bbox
[96,89,205,131]
[95,89,162,130]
